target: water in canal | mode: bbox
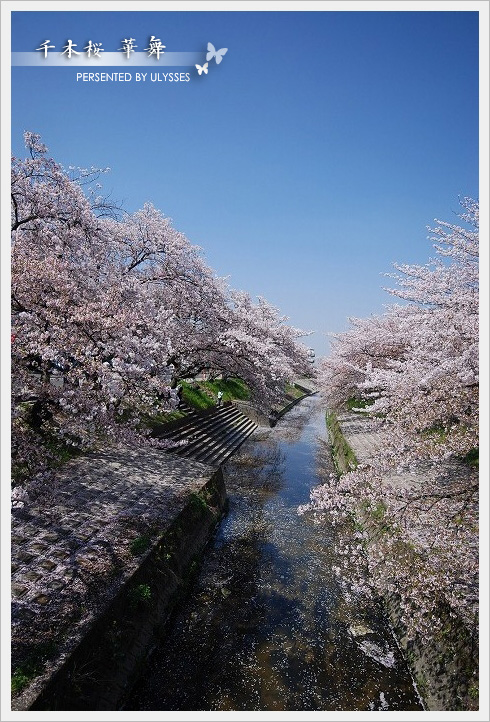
[125,394,423,711]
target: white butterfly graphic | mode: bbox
[206,42,228,64]
[195,62,208,75]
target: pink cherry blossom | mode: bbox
[12,133,312,501]
[307,198,479,641]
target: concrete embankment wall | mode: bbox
[272,389,314,425]
[234,383,315,428]
[329,413,478,711]
[384,592,478,711]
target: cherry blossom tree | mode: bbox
[104,204,312,407]
[169,288,312,407]
[306,198,479,642]
[11,133,311,499]
[10,141,178,473]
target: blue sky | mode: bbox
[10,8,480,358]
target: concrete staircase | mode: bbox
[157,403,258,466]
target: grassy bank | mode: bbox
[180,377,250,410]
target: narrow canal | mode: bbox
[125,394,423,711]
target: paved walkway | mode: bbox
[11,446,216,696]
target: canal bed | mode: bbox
[125,394,423,712]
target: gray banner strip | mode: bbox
[12,52,203,67]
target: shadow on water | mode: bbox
[124,395,423,711]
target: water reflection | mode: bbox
[124,395,422,711]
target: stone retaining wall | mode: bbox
[332,414,478,711]
[385,593,478,711]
